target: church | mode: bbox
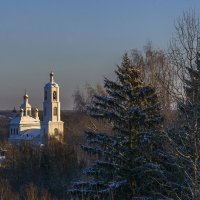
[9,72,64,144]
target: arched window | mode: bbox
[45,91,47,100]
[13,128,15,135]
[11,128,12,135]
[53,107,58,116]
[54,128,59,136]
[27,110,30,116]
[53,91,57,101]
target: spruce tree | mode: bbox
[69,53,177,199]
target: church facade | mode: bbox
[9,72,64,144]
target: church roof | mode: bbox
[10,115,40,125]
[20,129,41,140]
[44,82,59,88]
[9,128,41,144]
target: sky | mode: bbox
[0,0,200,110]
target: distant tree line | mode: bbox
[0,138,84,200]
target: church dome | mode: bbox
[44,72,59,88]
[20,92,31,109]
[24,93,28,99]
[20,102,31,109]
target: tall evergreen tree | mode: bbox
[69,53,178,199]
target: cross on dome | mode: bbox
[24,89,29,99]
[50,71,54,83]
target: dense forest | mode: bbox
[1,10,200,200]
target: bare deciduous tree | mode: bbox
[72,88,86,112]
[72,83,106,113]
[130,42,175,125]
[167,10,200,199]
[169,9,200,100]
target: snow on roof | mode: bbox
[10,117,21,124]
[9,128,42,145]
[20,129,40,140]
[45,82,58,88]
[10,115,40,125]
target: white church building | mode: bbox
[9,72,64,144]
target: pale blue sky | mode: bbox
[0,0,199,110]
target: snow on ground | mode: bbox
[0,156,5,166]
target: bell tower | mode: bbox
[42,72,64,141]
